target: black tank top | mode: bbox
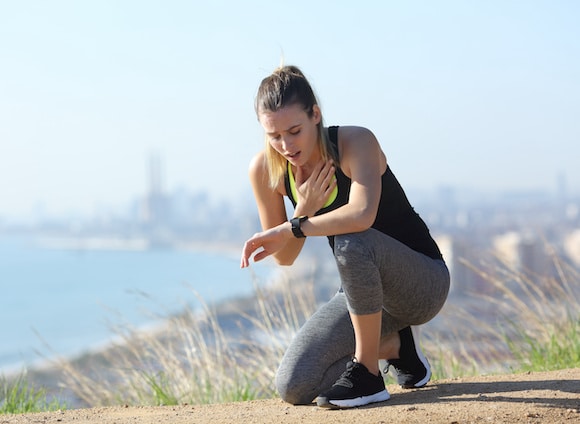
[283,126,443,260]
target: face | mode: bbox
[259,103,321,167]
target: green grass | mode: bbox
[424,248,580,378]
[507,317,580,372]
[0,372,65,414]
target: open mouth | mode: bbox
[287,151,301,159]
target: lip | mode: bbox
[286,151,301,160]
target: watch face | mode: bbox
[291,216,307,238]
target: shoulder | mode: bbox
[337,125,376,140]
[248,150,286,195]
[248,150,267,174]
[337,126,381,155]
[336,126,387,174]
[247,150,270,188]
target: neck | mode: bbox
[292,151,322,177]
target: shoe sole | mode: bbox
[402,326,431,389]
[317,389,390,409]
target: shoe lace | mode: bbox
[385,358,412,376]
[333,358,368,388]
[333,361,360,388]
[382,360,391,375]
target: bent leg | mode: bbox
[332,230,450,392]
[275,291,354,405]
[334,229,449,330]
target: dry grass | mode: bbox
[51,248,579,408]
[54,273,318,407]
[421,246,579,378]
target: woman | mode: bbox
[240,65,450,409]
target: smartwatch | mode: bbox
[290,215,308,238]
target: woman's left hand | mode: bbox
[240,223,292,268]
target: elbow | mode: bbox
[351,222,373,233]
[350,209,376,232]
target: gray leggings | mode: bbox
[275,229,450,404]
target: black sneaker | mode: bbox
[317,361,390,409]
[383,326,431,389]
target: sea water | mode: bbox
[0,235,272,373]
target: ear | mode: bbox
[312,104,322,124]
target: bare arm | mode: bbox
[246,151,306,266]
[298,126,386,236]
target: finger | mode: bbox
[325,175,337,196]
[324,160,335,175]
[315,167,334,192]
[241,240,258,265]
[240,250,250,268]
[322,165,335,185]
[241,251,250,268]
[240,241,256,267]
[317,161,334,183]
[253,249,270,262]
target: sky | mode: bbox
[1,1,579,221]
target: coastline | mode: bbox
[32,234,244,257]
[0,234,273,377]
[12,254,332,409]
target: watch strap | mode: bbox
[290,215,308,238]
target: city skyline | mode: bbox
[1,1,579,220]
[1,148,574,225]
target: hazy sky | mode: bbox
[1,1,579,220]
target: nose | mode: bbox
[281,138,291,152]
[281,136,295,152]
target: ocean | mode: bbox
[0,235,273,374]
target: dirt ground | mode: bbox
[2,368,579,424]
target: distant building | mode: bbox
[143,152,170,227]
[437,234,488,298]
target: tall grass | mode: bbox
[26,249,580,409]
[55,273,318,407]
[420,246,580,378]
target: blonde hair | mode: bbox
[255,65,338,189]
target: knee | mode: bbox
[333,232,372,265]
[275,368,316,405]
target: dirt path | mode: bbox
[2,368,579,424]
